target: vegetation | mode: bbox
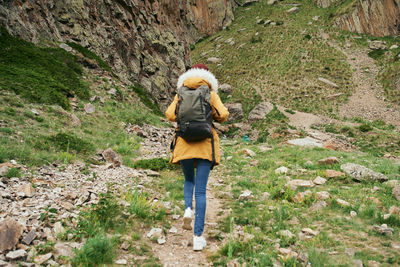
[0,27,89,109]
[66,42,113,73]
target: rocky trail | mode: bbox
[152,172,225,267]
[335,41,400,127]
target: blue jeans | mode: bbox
[180,159,211,236]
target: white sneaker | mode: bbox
[193,235,207,251]
[183,207,193,230]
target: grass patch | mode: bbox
[47,132,95,155]
[72,234,115,267]
[133,158,176,171]
[129,84,163,116]
[66,42,113,73]
[5,167,21,178]
[0,27,89,109]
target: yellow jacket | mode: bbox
[165,71,229,165]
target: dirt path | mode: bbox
[335,43,400,127]
[152,171,224,267]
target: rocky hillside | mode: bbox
[0,0,235,108]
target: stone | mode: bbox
[17,183,35,198]
[384,180,400,187]
[313,176,327,185]
[0,218,24,253]
[239,190,252,200]
[353,259,363,267]
[54,242,73,258]
[340,163,388,182]
[286,7,299,13]
[144,169,160,177]
[367,197,381,206]
[169,227,177,234]
[34,253,52,265]
[5,249,27,260]
[302,228,318,236]
[324,170,345,178]
[147,228,163,239]
[309,201,327,211]
[278,247,298,258]
[70,114,81,127]
[84,103,95,114]
[248,102,274,122]
[59,43,73,52]
[0,163,12,176]
[279,230,294,238]
[220,83,233,94]
[336,199,350,207]
[261,192,270,201]
[53,222,66,236]
[393,186,400,201]
[30,109,39,116]
[345,248,355,257]
[60,201,74,211]
[115,259,127,265]
[157,236,166,245]
[389,206,399,215]
[350,211,357,217]
[287,137,323,147]
[390,45,399,50]
[225,103,243,121]
[369,40,386,50]
[207,57,221,63]
[267,0,277,5]
[318,157,339,165]
[22,230,36,245]
[275,166,289,175]
[172,215,180,220]
[373,224,394,236]
[292,190,312,203]
[286,180,314,190]
[101,148,122,168]
[241,148,256,157]
[368,260,380,267]
[318,77,339,88]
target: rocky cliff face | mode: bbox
[333,0,400,37]
[0,0,235,108]
[315,0,341,8]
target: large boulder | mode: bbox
[248,102,274,122]
[225,103,243,122]
[0,219,24,253]
[340,163,388,182]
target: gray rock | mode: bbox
[34,253,52,265]
[225,103,243,122]
[369,40,387,50]
[340,163,388,182]
[318,157,339,165]
[116,259,127,265]
[248,102,274,122]
[390,44,399,50]
[373,224,394,236]
[17,183,35,198]
[393,186,400,201]
[286,179,314,189]
[6,249,27,260]
[238,190,252,200]
[353,259,363,267]
[206,57,221,63]
[318,77,339,88]
[101,148,122,168]
[0,218,24,253]
[287,137,323,147]
[275,166,288,174]
[286,7,299,13]
[84,103,95,114]
[313,176,327,185]
[59,43,73,52]
[267,0,278,5]
[70,114,81,127]
[309,201,327,211]
[54,242,73,258]
[22,230,37,245]
[220,83,233,94]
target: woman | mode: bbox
[165,63,229,251]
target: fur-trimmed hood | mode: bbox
[177,68,219,92]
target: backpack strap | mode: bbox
[210,134,216,170]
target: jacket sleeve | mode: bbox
[165,94,179,122]
[211,92,229,123]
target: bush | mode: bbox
[358,123,373,132]
[129,84,162,116]
[0,27,89,109]
[133,158,175,171]
[47,132,94,154]
[66,42,112,73]
[5,167,21,178]
[72,235,115,267]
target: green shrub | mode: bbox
[133,158,175,171]
[66,42,113,73]
[129,84,162,116]
[0,27,89,109]
[128,190,152,219]
[0,127,14,134]
[358,123,373,132]
[5,167,21,178]
[368,49,385,60]
[72,235,115,267]
[47,132,94,154]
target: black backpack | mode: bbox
[171,85,216,167]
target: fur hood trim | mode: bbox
[177,68,218,92]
